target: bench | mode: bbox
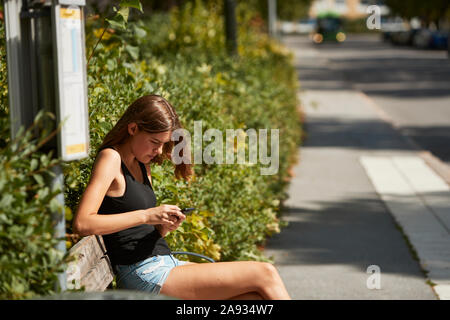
[66,235,214,291]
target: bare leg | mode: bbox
[174,261,262,299]
[160,261,291,300]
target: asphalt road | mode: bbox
[285,33,450,165]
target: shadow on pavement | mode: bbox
[401,125,450,163]
[302,117,417,151]
[267,196,428,279]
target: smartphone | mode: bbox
[181,207,195,214]
[171,207,195,221]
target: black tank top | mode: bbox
[97,146,171,268]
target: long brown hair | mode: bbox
[99,94,192,180]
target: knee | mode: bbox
[254,262,285,298]
[259,262,281,284]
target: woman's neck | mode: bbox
[114,143,138,169]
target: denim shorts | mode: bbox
[115,254,188,295]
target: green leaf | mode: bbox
[65,206,73,222]
[49,198,62,214]
[106,18,126,30]
[99,121,111,134]
[120,0,143,12]
[166,185,178,195]
[93,86,105,95]
[0,194,14,208]
[117,6,130,23]
[106,59,116,71]
[33,174,44,185]
[40,154,49,167]
[125,45,139,60]
[30,158,38,171]
[133,26,147,38]
[150,168,163,181]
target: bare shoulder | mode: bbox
[92,148,121,177]
[97,147,121,162]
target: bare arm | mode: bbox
[72,149,184,237]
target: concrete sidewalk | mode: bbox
[265,87,450,298]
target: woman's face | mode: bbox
[128,123,172,163]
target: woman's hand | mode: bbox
[155,218,184,237]
[148,205,186,237]
[144,204,185,227]
[164,213,185,231]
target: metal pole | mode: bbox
[3,0,38,138]
[268,0,277,38]
[51,165,67,291]
[224,0,237,56]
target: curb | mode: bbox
[358,91,450,187]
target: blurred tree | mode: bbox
[86,0,181,16]
[86,0,314,23]
[277,0,314,21]
[224,0,238,56]
[245,0,313,21]
[384,0,450,29]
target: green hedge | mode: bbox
[0,23,66,299]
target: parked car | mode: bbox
[280,18,316,35]
[429,30,448,50]
[390,28,421,46]
[280,21,296,34]
[412,28,432,48]
[380,17,408,42]
[296,18,316,34]
[410,28,448,50]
